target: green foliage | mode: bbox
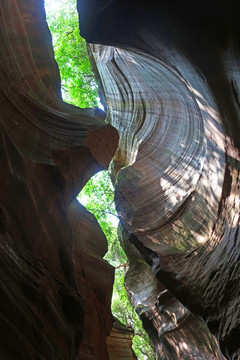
[45,0,98,108]
[45,2,156,357]
[78,171,156,359]
[78,171,126,266]
[112,269,156,360]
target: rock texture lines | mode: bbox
[0,0,239,359]
[84,1,240,358]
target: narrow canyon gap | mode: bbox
[0,1,239,360]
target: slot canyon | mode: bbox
[0,1,239,359]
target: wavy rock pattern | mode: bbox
[0,0,240,359]
[0,0,118,359]
[84,1,240,359]
[118,225,224,359]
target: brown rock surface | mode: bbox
[0,0,240,359]
[0,0,117,359]
[80,0,240,359]
[69,200,115,359]
[106,318,137,360]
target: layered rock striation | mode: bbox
[0,0,240,359]
[106,318,137,360]
[82,1,240,359]
[0,0,118,359]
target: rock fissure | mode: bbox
[1,0,240,359]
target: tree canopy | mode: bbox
[45,0,98,108]
[78,171,156,360]
[45,1,156,358]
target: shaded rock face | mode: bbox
[0,0,118,359]
[79,0,240,359]
[0,1,239,360]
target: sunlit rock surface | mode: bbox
[82,0,240,359]
[118,226,224,359]
[0,0,239,359]
[106,318,137,360]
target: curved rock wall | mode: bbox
[82,1,240,359]
[0,0,240,359]
[0,1,118,359]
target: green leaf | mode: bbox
[45,0,99,108]
[45,2,156,357]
